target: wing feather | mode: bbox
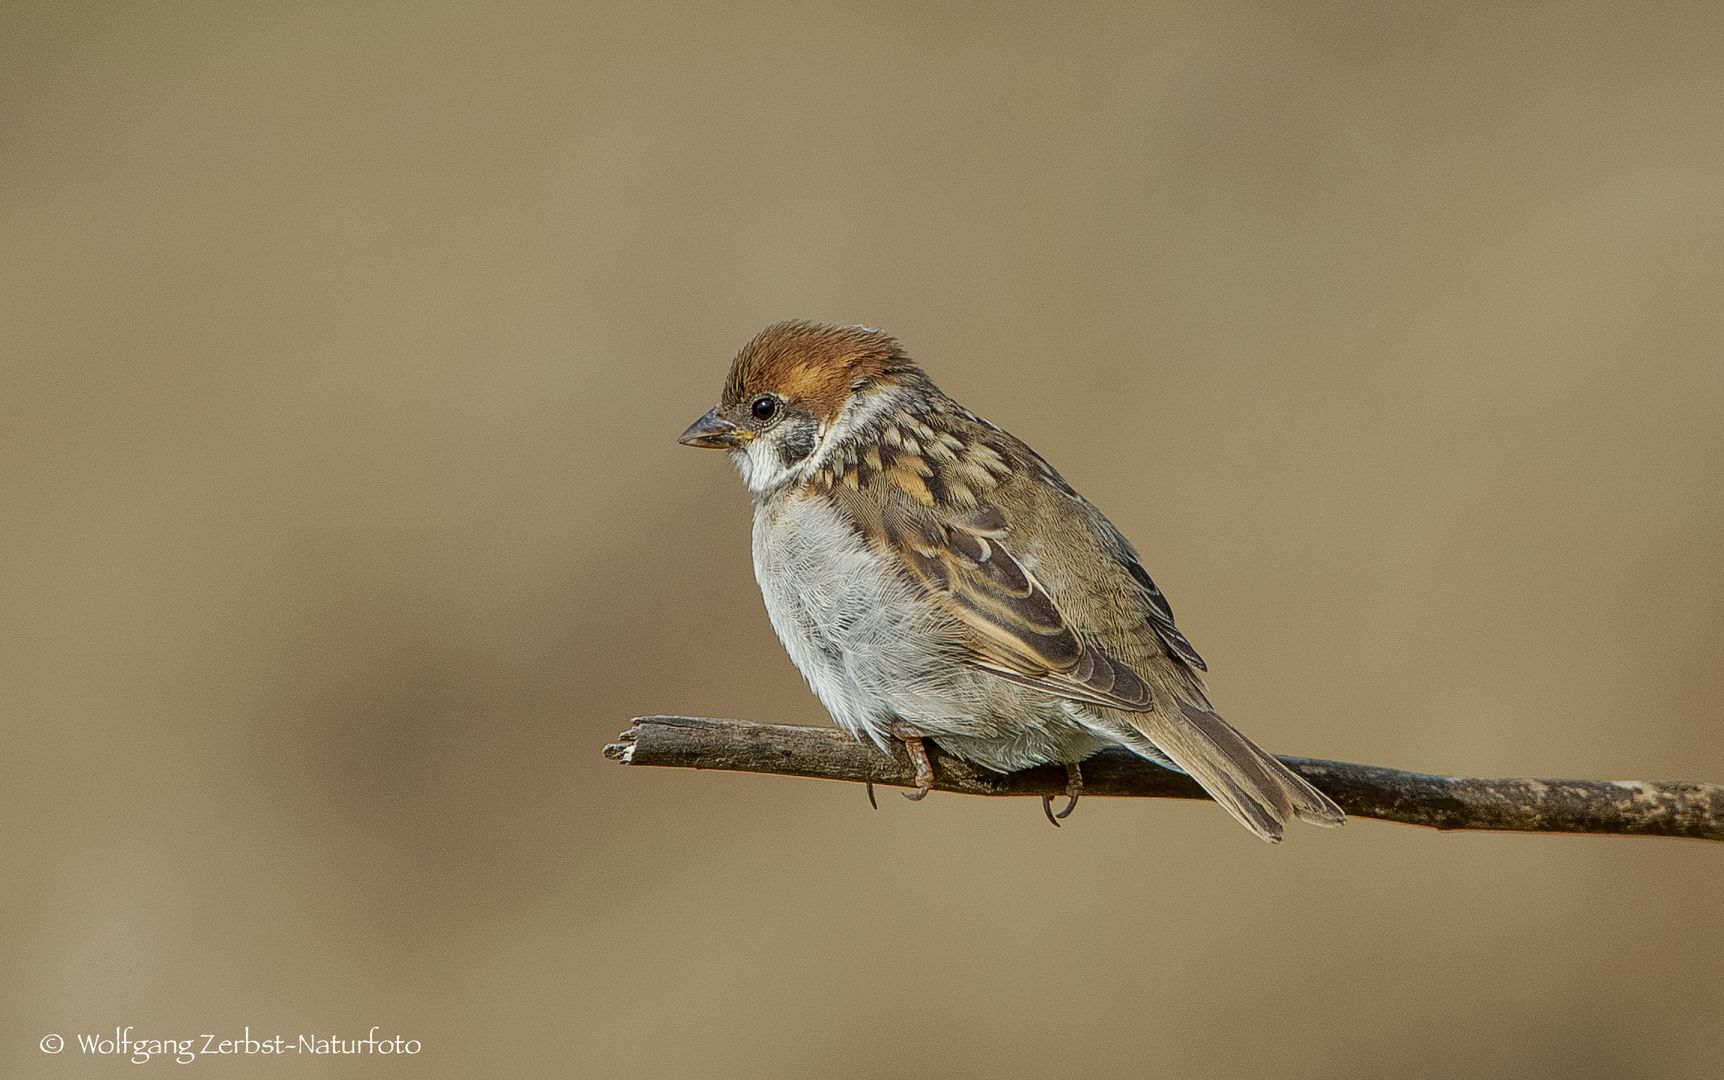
[876,485,1164,710]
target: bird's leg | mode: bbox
[1058,762,1083,818]
[896,733,935,801]
[1042,762,1084,826]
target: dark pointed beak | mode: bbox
[678,407,751,449]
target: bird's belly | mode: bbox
[751,494,1105,769]
[752,494,975,748]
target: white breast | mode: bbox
[751,491,971,750]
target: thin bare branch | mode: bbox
[605,715,1723,842]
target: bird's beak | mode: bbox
[678,408,752,449]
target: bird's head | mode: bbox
[678,320,924,493]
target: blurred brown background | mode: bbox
[4,1,1722,1076]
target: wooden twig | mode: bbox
[605,716,1724,842]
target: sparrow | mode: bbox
[679,321,1345,842]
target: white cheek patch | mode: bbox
[730,447,755,487]
[741,437,785,494]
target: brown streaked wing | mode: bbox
[974,649,1156,711]
[872,485,1158,712]
[880,486,1078,672]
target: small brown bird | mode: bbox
[679,321,1344,841]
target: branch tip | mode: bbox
[602,727,639,764]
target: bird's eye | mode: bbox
[751,396,779,422]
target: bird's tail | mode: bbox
[1116,701,1346,843]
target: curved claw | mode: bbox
[1051,762,1083,822]
[902,785,930,802]
[866,782,879,810]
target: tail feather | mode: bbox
[1113,702,1346,843]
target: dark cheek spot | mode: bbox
[778,418,818,467]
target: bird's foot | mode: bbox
[1042,762,1083,826]
[899,735,934,801]
[865,782,878,810]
